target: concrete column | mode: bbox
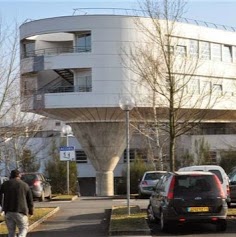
[70,122,132,196]
[96,171,114,196]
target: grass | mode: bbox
[0,207,57,235]
[109,206,236,234]
[109,205,149,232]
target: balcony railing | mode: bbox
[21,46,91,59]
[44,85,92,93]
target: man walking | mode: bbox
[0,169,34,237]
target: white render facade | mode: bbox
[20,12,236,196]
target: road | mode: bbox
[30,197,236,237]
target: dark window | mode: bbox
[76,150,87,163]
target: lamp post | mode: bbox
[119,96,135,215]
[62,125,72,195]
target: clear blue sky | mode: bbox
[0,0,236,28]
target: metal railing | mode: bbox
[72,8,236,32]
[22,46,91,59]
[44,85,92,93]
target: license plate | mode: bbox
[187,207,209,212]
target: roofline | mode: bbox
[21,8,236,33]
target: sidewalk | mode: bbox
[27,197,151,237]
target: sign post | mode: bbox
[60,146,75,194]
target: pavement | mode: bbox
[27,196,152,237]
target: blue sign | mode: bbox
[60,146,75,161]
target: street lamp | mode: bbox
[119,96,135,215]
[61,125,72,195]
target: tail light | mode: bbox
[226,184,230,197]
[213,175,225,198]
[167,176,176,200]
[33,180,40,187]
[141,181,148,185]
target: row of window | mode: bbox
[75,149,148,163]
[171,38,236,63]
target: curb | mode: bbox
[28,207,60,232]
[51,195,78,201]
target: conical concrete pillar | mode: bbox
[70,122,131,196]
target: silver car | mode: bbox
[138,171,166,197]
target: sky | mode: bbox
[0,0,236,29]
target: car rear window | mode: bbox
[145,173,163,180]
[174,175,220,195]
[208,169,223,183]
[21,174,37,185]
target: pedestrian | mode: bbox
[0,169,34,237]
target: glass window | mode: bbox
[213,84,223,95]
[189,40,198,57]
[200,41,210,60]
[75,150,87,163]
[211,43,222,61]
[176,45,187,56]
[188,78,200,94]
[223,45,232,62]
[75,32,91,52]
[23,41,35,58]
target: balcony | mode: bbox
[21,46,91,59]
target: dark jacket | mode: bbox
[0,178,34,215]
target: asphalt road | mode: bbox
[28,197,149,237]
[27,197,236,237]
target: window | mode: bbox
[211,43,222,61]
[200,41,210,60]
[75,150,87,163]
[188,78,200,94]
[75,32,91,52]
[55,121,61,126]
[201,80,211,94]
[213,84,223,95]
[23,41,35,58]
[223,45,232,62]
[176,45,187,56]
[189,40,198,57]
[77,76,92,92]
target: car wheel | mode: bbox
[160,210,168,232]
[216,220,227,232]
[47,192,52,200]
[39,191,45,202]
[147,204,157,223]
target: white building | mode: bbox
[19,9,236,196]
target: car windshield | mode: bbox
[144,173,163,180]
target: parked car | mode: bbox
[21,172,52,201]
[138,171,166,197]
[178,165,231,206]
[228,169,236,204]
[147,171,228,232]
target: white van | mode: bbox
[178,165,230,205]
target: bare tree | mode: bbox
[124,0,224,171]
[0,17,48,175]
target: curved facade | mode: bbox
[20,13,236,195]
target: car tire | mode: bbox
[147,204,157,223]
[47,192,52,200]
[216,220,227,232]
[160,210,169,232]
[39,191,45,202]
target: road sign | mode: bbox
[60,146,76,161]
